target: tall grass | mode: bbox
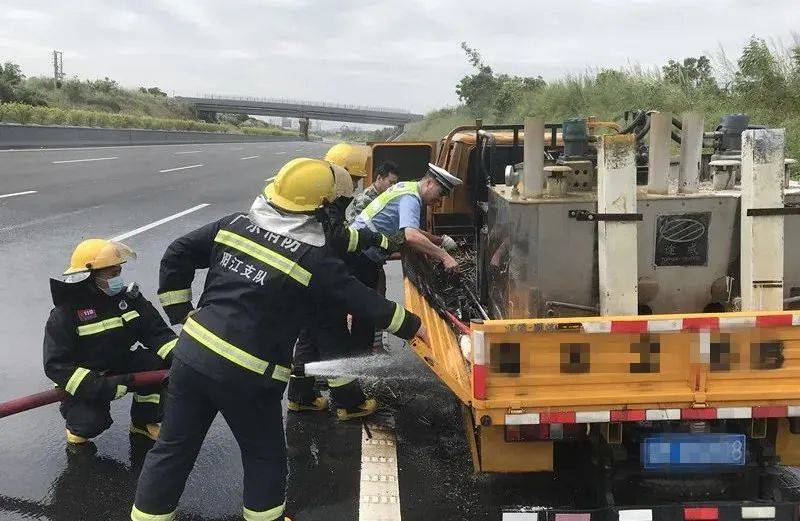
[405,37,800,161]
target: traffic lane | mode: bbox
[0,139,329,394]
[0,141,327,408]
[0,141,326,230]
[0,140,315,192]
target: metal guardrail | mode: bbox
[185,94,413,115]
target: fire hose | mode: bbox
[0,369,168,419]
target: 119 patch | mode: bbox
[76,308,97,321]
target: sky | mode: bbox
[1,0,799,115]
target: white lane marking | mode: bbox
[51,156,118,164]
[174,150,203,155]
[159,164,204,173]
[275,151,286,155]
[240,155,260,160]
[110,204,210,241]
[265,174,276,182]
[0,190,37,199]
[359,424,401,520]
[295,148,302,152]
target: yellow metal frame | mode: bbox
[470,311,800,423]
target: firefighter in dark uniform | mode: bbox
[131,158,427,521]
[287,144,400,420]
[43,239,176,446]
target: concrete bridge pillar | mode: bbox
[299,118,309,140]
[197,110,217,123]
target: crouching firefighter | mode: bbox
[43,239,176,447]
[131,158,427,521]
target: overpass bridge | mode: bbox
[176,95,423,136]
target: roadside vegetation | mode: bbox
[314,125,399,143]
[0,62,295,135]
[404,37,800,160]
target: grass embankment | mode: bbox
[0,101,295,135]
[0,72,296,136]
[404,38,800,160]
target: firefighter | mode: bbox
[131,158,426,521]
[287,161,401,420]
[348,163,461,353]
[43,239,176,447]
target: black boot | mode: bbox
[287,375,328,412]
[328,378,377,421]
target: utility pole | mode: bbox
[52,50,64,88]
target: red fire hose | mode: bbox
[443,309,471,335]
[0,369,168,419]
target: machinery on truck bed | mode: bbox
[366,110,800,519]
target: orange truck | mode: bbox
[367,112,800,519]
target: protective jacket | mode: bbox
[43,279,176,401]
[157,210,420,389]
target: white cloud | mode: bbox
[3,8,48,22]
[1,0,799,113]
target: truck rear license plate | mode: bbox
[641,433,746,470]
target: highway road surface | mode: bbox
[0,140,562,521]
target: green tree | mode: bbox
[456,42,546,119]
[0,62,24,102]
[733,37,792,111]
[662,56,715,90]
[455,42,497,116]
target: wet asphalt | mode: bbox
[0,141,565,521]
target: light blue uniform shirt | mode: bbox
[352,193,421,235]
[352,185,422,263]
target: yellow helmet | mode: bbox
[324,143,369,178]
[265,158,337,212]
[64,239,136,275]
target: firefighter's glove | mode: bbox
[387,231,405,254]
[104,375,133,401]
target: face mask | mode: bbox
[98,275,125,296]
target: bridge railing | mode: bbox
[182,94,413,115]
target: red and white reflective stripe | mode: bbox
[505,413,540,425]
[618,510,653,521]
[575,410,611,423]
[645,319,682,332]
[471,330,488,400]
[581,321,612,334]
[555,514,590,521]
[741,506,776,519]
[719,316,757,329]
[472,330,487,365]
[684,507,718,520]
[753,405,788,418]
[716,407,752,419]
[579,313,800,334]
[505,405,800,425]
[646,409,681,421]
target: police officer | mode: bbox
[43,239,176,447]
[349,163,461,353]
[131,158,426,521]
